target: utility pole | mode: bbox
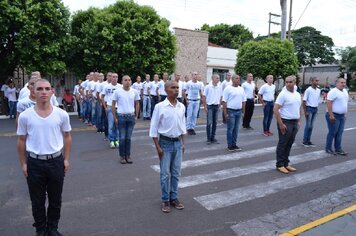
[288,0,293,40]
[280,0,287,39]
[268,12,281,37]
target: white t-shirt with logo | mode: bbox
[103,83,122,106]
[275,89,302,119]
[327,88,349,114]
[258,83,275,102]
[112,88,140,114]
[185,81,204,100]
[223,85,246,109]
[17,106,71,155]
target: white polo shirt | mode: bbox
[17,106,71,155]
[327,87,349,114]
[275,89,301,119]
[258,83,275,102]
[242,81,256,99]
[303,86,321,107]
[149,99,186,138]
[223,85,246,109]
[112,88,140,114]
[204,83,222,105]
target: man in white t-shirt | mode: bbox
[100,72,112,140]
[150,74,160,115]
[132,75,143,119]
[17,79,72,236]
[242,73,256,129]
[220,72,232,123]
[302,77,320,147]
[273,75,301,174]
[1,81,9,116]
[142,74,151,120]
[174,73,184,103]
[7,80,17,119]
[325,78,349,155]
[158,72,168,102]
[258,75,276,136]
[222,74,246,151]
[112,75,140,164]
[203,74,222,144]
[73,79,82,119]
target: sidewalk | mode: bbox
[281,204,356,236]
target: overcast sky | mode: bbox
[62,0,356,48]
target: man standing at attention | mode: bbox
[203,74,222,144]
[222,74,246,151]
[325,78,349,155]
[158,72,168,101]
[142,74,151,120]
[112,75,140,164]
[220,72,232,124]
[17,79,72,236]
[242,73,256,129]
[302,77,320,147]
[132,75,143,119]
[258,75,276,136]
[273,75,301,174]
[150,80,186,213]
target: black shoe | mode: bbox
[233,145,242,151]
[35,231,46,236]
[210,139,219,144]
[307,141,316,147]
[191,129,196,135]
[125,156,133,164]
[227,146,235,152]
[47,229,63,236]
[325,149,336,155]
[246,126,254,130]
[206,140,211,144]
[302,141,311,147]
[335,150,348,156]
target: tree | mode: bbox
[339,46,356,72]
[0,0,70,82]
[201,23,253,49]
[68,0,176,77]
[235,38,298,79]
[292,26,335,66]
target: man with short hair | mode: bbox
[242,73,256,129]
[302,77,320,147]
[258,75,276,136]
[220,72,232,123]
[158,72,169,101]
[17,79,72,236]
[132,75,143,119]
[142,74,151,120]
[150,80,186,213]
[203,74,222,144]
[174,73,184,103]
[274,75,301,174]
[100,72,112,140]
[150,74,160,115]
[112,75,140,164]
[223,75,246,151]
[325,78,349,155]
[73,79,82,119]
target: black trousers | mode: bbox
[242,99,254,128]
[26,155,64,232]
[276,119,299,167]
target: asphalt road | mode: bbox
[1,103,356,236]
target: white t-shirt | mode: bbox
[17,96,36,113]
[158,80,167,96]
[7,87,17,101]
[327,88,349,114]
[103,83,122,106]
[17,106,71,155]
[19,86,30,100]
[176,80,184,98]
[1,84,9,98]
[275,89,302,119]
[221,80,232,92]
[142,81,150,95]
[149,81,160,96]
[185,81,204,100]
[258,83,276,102]
[223,85,247,109]
[112,88,140,114]
[73,84,80,95]
[132,82,143,93]
[100,81,109,101]
[303,86,320,107]
[242,81,256,99]
[204,83,222,105]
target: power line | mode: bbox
[293,0,312,30]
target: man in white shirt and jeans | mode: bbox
[17,79,72,236]
[242,73,256,129]
[302,77,320,147]
[150,80,186,213]
[258,75,276,136]
[273,75,301,174]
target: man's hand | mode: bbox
[157,147,164,160]
[64,160,70,173]
[114,117,118,126]
[329,115,336,123]
[224,112,229,120]
[279,123,287,135]
[22,164,28,177]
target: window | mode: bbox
[212,69,229,82]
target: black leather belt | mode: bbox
[227,108,242,111]
[160,134,180,142]
[28,151,62,160]
[188,99,199,101]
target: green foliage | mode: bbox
[0,0,70,80]
[201,23,253,49]
[68,0,176,77]
[339,46,356,72]
[235,38,298,79]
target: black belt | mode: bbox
[227,108,242,111]
[28,151,62,160]
[144,94,149,96]
[263,100,274,103]
[306,106,317,108]
[188,99,199,101]
[118,113,135,117]
[247,98,254,100]
[208,104,219,106]
[282,118,298,122]
[159,134,181,142]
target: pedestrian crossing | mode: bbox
[147,124,356,235]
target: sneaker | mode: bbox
[120,157,127,164]
[206,140,211,145]
[303,142,311,147]
[187,129,193,135]
[125,156,133,164]
[233,145,242,151]
[325,149,336,155]
[227,146,235,152]
[335,150,348,156]
[47,229,63,236]
[115,141,119,147]
[307,141,316,147]
[210,139,219,144]
[268,131,273,136]
[170,199,184,210]
[161,201,171,213]
[191,129,196,135]
[110,141,115,149]
[263,131,269,136]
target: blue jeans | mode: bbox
[159,139,182,202]
[107,106,119,142]
[85,99,92,123]
[117,114,135,157]
[96,101,103,131]
[226,109,242,147]
[102,107,108,138]
[303,106,318,142]
[143,95,151,118]
[8,101,17,118]
[206,105,219,141]
[80,100,85,119]
[91,99,97,126]
[325,113,345,151]
[186,100,200,129]
[263,101,274,132]
[151,95,159,115]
